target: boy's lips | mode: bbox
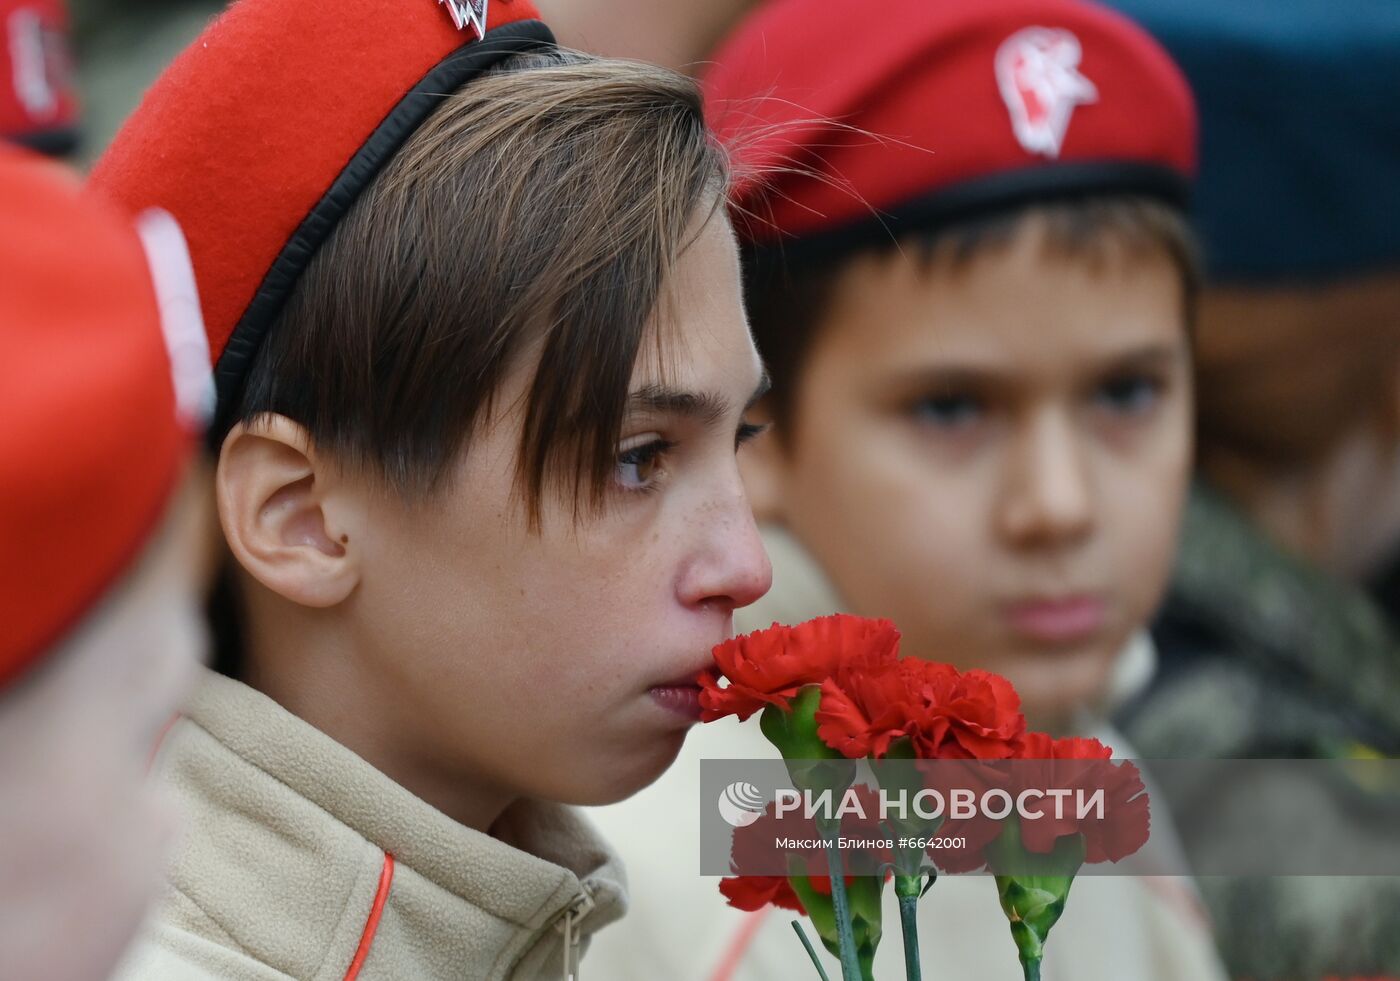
[646,657,717,723]
[648,683,703,721]
[1004,594,1106,644]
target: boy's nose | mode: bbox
[997,410,1095,549]
[678,482,773,613]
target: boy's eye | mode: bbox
[911,393,983,429]
[736,420,769,449]
[1094,374,1163,416]
[615,439,674,491]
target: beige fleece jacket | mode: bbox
[114,670,626,981]
[584,525,1229,981]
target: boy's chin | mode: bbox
[998,646,1123,730]
[554,733,690,808]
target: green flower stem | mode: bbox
[897,893,923,981]
[819,822,863,981]
[791,920,833,981]
[1022,957,1042,981]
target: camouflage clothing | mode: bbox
[1119,483,1400,979]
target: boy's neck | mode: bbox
[238,586,516,836]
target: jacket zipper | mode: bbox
[555,887,595,981]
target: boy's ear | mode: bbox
[216,415,360,608]
[738,400,790,525]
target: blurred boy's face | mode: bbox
[0,473,211,981]
[752,218,1193,725]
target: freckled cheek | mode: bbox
[505,535,679,670]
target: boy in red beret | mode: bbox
[89,1,776,978]
[0,0,79,156]
[587,0,1228,977]
[0,146,213,981]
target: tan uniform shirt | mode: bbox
[115,670,626,981]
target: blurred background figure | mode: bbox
[538,0,763,72]
[1100,0,1400,759]
[66,0,221,163]
[0,147,215,981]
[1102,0,1400,977]
[0,0,80,156]
[1,0,227,164]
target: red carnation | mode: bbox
[719,874,805,913]
[915,668,1026,760]
[1012,733,1150,865]
[814,656,929,758]
[698,615,900,722]
[815,656,1026,761]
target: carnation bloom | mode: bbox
[1012,733,1150,865]
[815,656,1027,761]
[718,874,805,913]
[698,615,900,722]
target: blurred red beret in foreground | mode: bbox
[0,147,209,687]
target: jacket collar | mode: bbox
[170,669,627,977]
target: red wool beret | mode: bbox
[89,0,550,432]
[703,0,1197,256]
[0,147,208,688]
[0,0,79,156]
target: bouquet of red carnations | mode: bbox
[699,615,1150,981]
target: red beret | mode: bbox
[0,0,79,156]
[703,0,1196,255]
[0,147,209,688]
[89,0,550,431]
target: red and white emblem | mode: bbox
[7,7,67,121]
[438,0,488,39]
[995,27,1098,158]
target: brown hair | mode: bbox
[1194,269,1400,483]
[236,48,727,522]
[744,196,1199,435]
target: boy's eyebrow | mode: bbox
[885,343,1185,389]
[1099,343,1183,370]
[627,370,772,425]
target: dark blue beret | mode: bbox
[1103,0,1400,283]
